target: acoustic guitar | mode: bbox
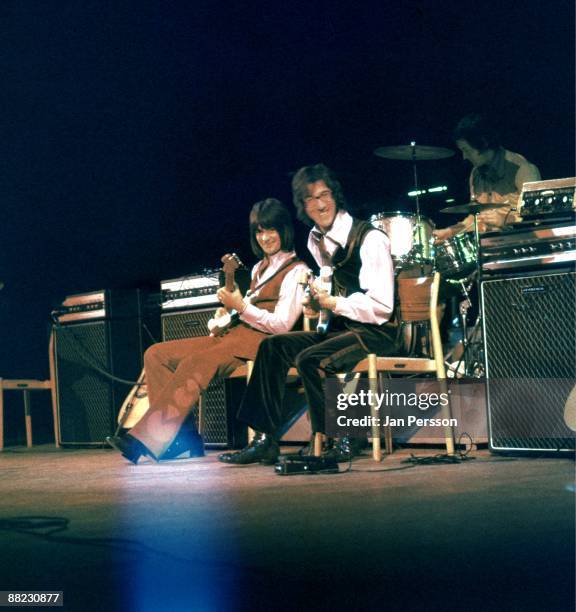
[117,369,149,429]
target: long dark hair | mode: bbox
[249,198,295,258]
[291,163,347,226]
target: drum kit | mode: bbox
[371,142,490,277]
[372,143,494,376]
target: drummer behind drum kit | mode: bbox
[371,143,501,376]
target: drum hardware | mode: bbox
[439,201,511,215]
[375,143,455,274]
[374,145,455,161]
[434,233,478,278]
[439,202,488,377]
[370,211,435,265]
[444,274,485,378]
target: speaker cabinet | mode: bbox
[54,320,142,445]
[481,269,576,453]
[53,289,159,446]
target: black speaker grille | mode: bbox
[482,270,576,452]
[161,308,215,340]
[161,308,229,446]
[55,323,115,445]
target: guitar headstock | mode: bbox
[221,253,243,275]
[220,253,244,292]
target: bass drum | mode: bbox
[370,211,435,263]
[434,233,478,277]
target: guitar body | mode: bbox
[316,265,333,334]
[300,266,334,334]
[117,369,151,429]
[207,310,240,336]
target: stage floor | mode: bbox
[0,444,573,611]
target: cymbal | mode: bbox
[374,145,455,161]
[440,202,510,215]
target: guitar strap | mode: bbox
[247,256,300,297]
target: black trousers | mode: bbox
[236,324,397,435]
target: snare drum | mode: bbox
[370,212,434,263]
[434,233,478,277]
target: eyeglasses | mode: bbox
[304,189,333,205]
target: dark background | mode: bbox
[1,0,574,383]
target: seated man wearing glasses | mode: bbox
[219,164,397,465]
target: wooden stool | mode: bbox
[0,379,53,450]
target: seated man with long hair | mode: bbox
[107,198,307,464]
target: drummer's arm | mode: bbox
[433,215,474,242]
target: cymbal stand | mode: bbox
[410,142,426,273]
[471,211,485,371]
[447,209,487,378]
[449,274,482,377]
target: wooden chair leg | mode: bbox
[429,273,455,456]
[313,432,323,456]
[368,354,382,462]
[438,377,455,456]
[23,391,33,448]
[246,360,256,443]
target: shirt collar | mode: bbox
[309,210,352,249]
[477,147,506,183]
[262,250,295,271]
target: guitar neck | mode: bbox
[225,271,236,292]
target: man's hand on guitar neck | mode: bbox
[302,287,337,320]
[216,287,247,314]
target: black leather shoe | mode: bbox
[218,433,279,465]
[161,428,205,460]
[298,436,335,457]
[106,434,152,465]
[322,436,366,463]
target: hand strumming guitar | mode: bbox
[216,287,247,314]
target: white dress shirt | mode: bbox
[239,250,307,334]
[307,211,394,325]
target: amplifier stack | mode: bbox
[52,289,159,446]
[479,177,576,454]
